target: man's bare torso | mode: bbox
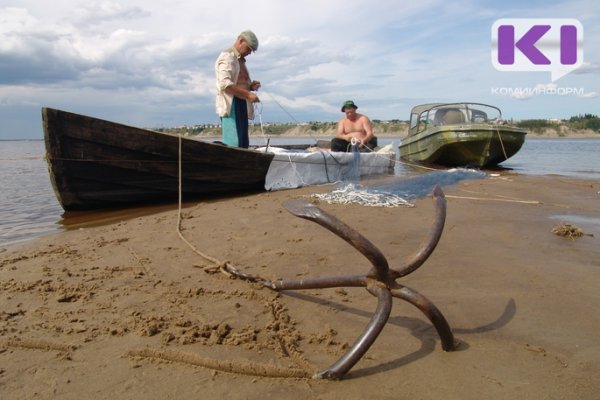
[337,113,372,142]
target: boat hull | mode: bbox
[399,125,526,167]
[43,108,274,211]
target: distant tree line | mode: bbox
[154,125,221,136]
[515,114,600,133]
[567,114,600,131]
[153,115,598,137]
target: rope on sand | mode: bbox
[1,338,77,353]
[175,135,229,268]
[126,348,312,379]
[168,136,315,378]
[445,195,540,204]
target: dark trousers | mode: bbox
[331,136,378,152]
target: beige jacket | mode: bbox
[214,48,255,119]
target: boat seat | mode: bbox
[441,109,465,124]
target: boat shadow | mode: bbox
[57,190,265,230]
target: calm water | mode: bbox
[501,138,600,180]
[1,137,599,247]
[0,140,63,247]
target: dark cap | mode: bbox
[341,100,358,112]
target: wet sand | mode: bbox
[1,174,599,399]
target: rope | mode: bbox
[173,136,315,378]
[261,90,300,124]
[395,157,441,171]
[495,124,509,160]
[445,194,539,204]
[259,89,322,145]
[251,102,271,147]
[394,139,444,171]
[1,338,77,353]
[176,135,225,267]
[126,348,311,379]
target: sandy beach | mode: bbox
[1,173,599,399]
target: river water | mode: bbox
[1,137,599,247]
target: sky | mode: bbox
[0,0,598,139]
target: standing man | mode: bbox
[331,100,378,152]
[215,30,261,148]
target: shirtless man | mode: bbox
[331,100,378,152]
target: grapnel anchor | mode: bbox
[224,186,456,380]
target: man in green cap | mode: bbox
[331,100,378,152]
[215,30,261,148]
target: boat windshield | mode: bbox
[409,103,503,134]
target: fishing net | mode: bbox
[311,169,487,208]
[311,183,414,208]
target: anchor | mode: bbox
[224,185,456,380]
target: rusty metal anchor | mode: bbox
[225,185,455,380]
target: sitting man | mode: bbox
[331,100,378,152]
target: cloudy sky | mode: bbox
[1,0,598,139]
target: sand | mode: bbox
[1,173,599,399]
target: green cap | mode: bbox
[341,100,358,112]
[239,30,259,51]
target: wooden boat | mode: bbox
[399,103,526,167]
[43,108,275,210]
[43,108,395,211]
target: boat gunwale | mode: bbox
[399,123,526,148]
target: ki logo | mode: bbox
[491,19,583,82]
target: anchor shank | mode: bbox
[268,274,366,291]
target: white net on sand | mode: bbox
[311,183,414,208]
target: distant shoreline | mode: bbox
[211,124,600,140]
[281,131,600,139]
[2,128,598,141]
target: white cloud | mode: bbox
[71,1,150,28]
[573,62,600,75]
[578,91,598,98]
